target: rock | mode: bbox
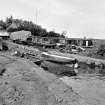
[0,65,6,76]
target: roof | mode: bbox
[11,30,31,35]
[0,31,9,37]
[10,30,31,41]
[66,38,94,41]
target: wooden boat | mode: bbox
[41,52,77,64]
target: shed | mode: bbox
[0,31,9,40]
[66,38,94,48]
[10,30,31,41]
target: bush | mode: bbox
[0,16,63,38]
[97,44,105,56]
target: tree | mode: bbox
[48,31,60,37]
[0,20,6,30]
[61,31,67,38]
[5,16,13,28]
[97,44,105,56]
[0,16,62,38]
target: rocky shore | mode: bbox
[6,41,105,66]
[5,41,105,75]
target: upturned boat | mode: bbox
[41,52,77,64]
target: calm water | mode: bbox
[60,73,105,105]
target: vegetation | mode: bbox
[97,44,105,56]
[0,16,65,38]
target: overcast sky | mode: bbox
[0,0,105,38]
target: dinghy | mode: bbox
[41,52,77,64]
[41,52,79,76]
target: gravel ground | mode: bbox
[60,75,105,105]
[0,53,89,105]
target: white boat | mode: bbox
[41,52,77,64]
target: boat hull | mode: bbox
[41,52,76,64]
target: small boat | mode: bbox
[41,52,77,64]
[41,52,79,76]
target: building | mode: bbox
[32,36,58,44]
[10,30,31,41]
[0,31,9,40]
[31,36,60,48]
[58,38,66,45]
[31,36,95,48]
[65,38,95,48]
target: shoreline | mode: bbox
[48,50,105,66]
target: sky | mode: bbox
[0,0,105,39]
